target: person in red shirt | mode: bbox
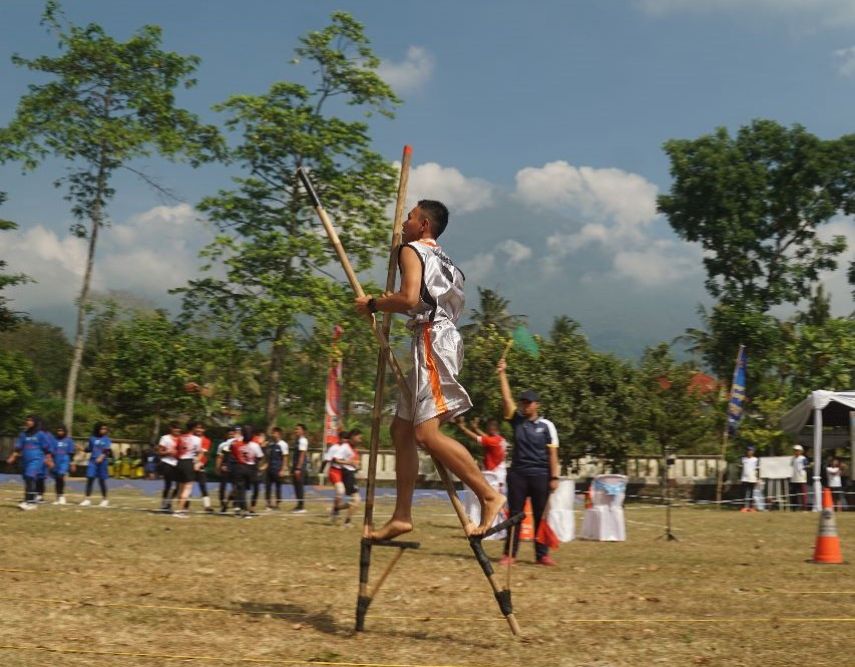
[456,417,508,494]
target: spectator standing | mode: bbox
[289,424,309,513]
[157,423,181,512]
[215,426,237,513]
[739,446,760,512]
[49,424,76,505]
[142,444,159,480]
[340,429,362,527]
[790,444,809,511]
[827,457,847,511]
[6,415,53,510]
[194,423,213,513]
[264,427,289,510]
[80,422,112,507]
[230,425,265,518]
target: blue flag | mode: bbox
[726,345,747,434]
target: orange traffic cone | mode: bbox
[812,488,844,565]
[519,499,534,541]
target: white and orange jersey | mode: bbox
[325,443,344,469]
[338,442,359,472]
[198,436,212,466]
[158,434,179,466]
[177,433,202,460]
[401,240,465,327]
[231,439,264,465]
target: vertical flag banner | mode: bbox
[726,345,747,434]
[324,324,344,445]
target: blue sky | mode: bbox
[1,0,854,359]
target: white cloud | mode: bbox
[404,162,495,214]
[497,239,532,265]
[2,203,211,310]
[834,46,855,77]
[514,161,658,236]
[638,0,855,27]
[460,251,496,287]
[612,240,702,287]
[378,46,434,93]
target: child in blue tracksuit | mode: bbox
[6,415,53,510]
[49,424,77,505]
[80,422,112,507]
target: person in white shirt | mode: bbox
[173,421,203,518]
[215,426,238,513]
[157,422,182,512]
[289,424,309,513]
[826,457,847,511]
[739,446,760,512]
[263,426,289,510]
[790,444,809,511]
[339,429,362,527]
[326,433,347,524]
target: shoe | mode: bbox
[205,507,214,514]
[98,499,109,508]
[264,506,274,512]
[498,555,515,566]
[18,501,36,511]
[536,555,557,566]
[35,495,45,503]
[172,512,188,519]
[79,498,92,507]
[290,507,307,514]
[219,507,228,514]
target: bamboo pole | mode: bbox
[716,344,744,509]
[356,147,412,632]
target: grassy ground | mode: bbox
[0,480,852,667]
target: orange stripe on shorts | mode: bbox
[423,326,448,415]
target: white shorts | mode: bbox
[396,320,472,426]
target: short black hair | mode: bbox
[168,421,181,431]
[271,426,283,434]
[418,200,449,238]
[296,423,307,431]
[349,428,361,436]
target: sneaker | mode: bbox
[35,495,45,503]
[264,506,274,512]
[536,555,557,567]
[18,501,36,511]
[98,499,109,508]
[290,507,307,514]
[219,506,228,514]
[205,507,214,514]
[172,512,188,519]
[58,496,67,505]
[498,555,515,566]
[79,498,92,507]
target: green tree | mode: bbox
[460,287,527,339]
[176,12,398,429]
[659,120,848,311]
[0,193,31,331]
[0,350,35,433]
[0,2,223,435]
[780,317,855,396]
[0,321,72,396]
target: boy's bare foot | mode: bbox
[368,518,414,541]
[471,494,507,536]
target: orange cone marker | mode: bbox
[812,488,844,565]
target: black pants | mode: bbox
[265,469,283,505]
[161,463,178,506]
[219,469,232,508]
[504,469,550,559]
[54,475,66,496]
[292,467,306,508]
[85,477,107,498]
[232,464,257,512]
[791,483,809,510]
[35,477,45,496]
[741,482,755,508]
[23,476,37,503]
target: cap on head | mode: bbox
[793,444,804,451]
[518,389,539,402]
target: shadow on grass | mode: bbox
[237,600,342,634]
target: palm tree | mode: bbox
[459,287,526,338]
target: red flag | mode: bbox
[536,513,560,550]
[323,325,344,445]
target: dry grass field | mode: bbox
[0,479,852,667]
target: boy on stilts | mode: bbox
[355,200,505,539]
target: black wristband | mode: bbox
[367,297,378,314]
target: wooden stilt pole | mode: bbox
[355,147,412,631]
[298,165,522,636]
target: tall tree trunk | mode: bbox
[63,151,108,436]
[62,212,100,435]
[150,414,161,445]
[265,324,287,431]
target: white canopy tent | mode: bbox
[780,390,855,511]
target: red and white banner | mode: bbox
[323,324,344,445]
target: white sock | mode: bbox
[202,496,211,508]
